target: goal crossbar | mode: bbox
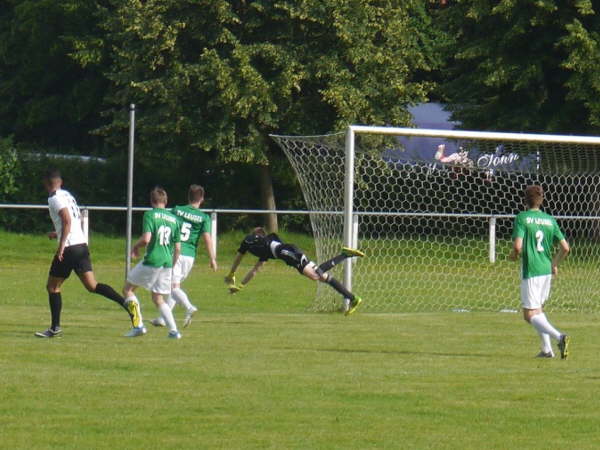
[349,125,600,145]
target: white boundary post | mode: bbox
[82,208,89,244]
[125,103,136,277]
[343,128,356,290]
[489,216,496,263]
[211,211,218,257]
[351,213,359,265]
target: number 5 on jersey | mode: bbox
[180,222,192,242]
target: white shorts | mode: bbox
[172,255,195,284]
[127,262,172,295]
[520,275,552,310]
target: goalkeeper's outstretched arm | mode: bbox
[241,261,265,286]
[225,252,244,285]
[229,259,265,294]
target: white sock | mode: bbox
[125,295,144,327]
[158,302,177,333]
[166,295,176,310]
[537,331,553,354]
[530,313,561,340]
[171,288,194,311]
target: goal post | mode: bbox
[272,126,600,313]
[343,127,357,292]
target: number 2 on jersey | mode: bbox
[158,225,171,246]
[535,230,545,252]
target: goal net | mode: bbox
[272,127,600,313]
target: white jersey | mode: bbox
[48,189,87,247]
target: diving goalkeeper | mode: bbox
[225,227,364,315]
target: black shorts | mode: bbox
[276,244,312,274]
[49,244,93,279]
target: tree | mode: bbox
[439,0,600,134]
[559,2,600,130]
[0,136,19,200]
[0,0,107,152]
[72,0,443,230]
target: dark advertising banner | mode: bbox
[382,103,539,174]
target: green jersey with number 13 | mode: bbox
[171,205,211,258]
[142,208,181,268]
[512,209,565,279]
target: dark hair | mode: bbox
[525,185,543,208]
[188,184,205,203]
[150,186,168,205]
[252,227,266,237]
[44,168,62,181]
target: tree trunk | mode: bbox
[258,164,278,233]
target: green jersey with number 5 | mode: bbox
[171,205,211,258]
[512,209,565,279]
[142,208,181,268]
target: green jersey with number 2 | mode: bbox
[142,208,181,268]
[512,209,565,279]
[171,205,211,258]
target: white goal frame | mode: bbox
[342,125,600,292]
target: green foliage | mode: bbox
[0,0,443,228]
[439,0,600,133]
[71,0,443,163]
[0,136,19,200]
[0,0,107,150]
[559,9,600,129]
[0,153,122,233]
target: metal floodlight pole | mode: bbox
[125,103,136,277]
[343,127,356,291]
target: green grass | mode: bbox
[2,230,600,449]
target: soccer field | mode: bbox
[2,231,600,449]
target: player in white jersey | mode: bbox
[35,169,141,338]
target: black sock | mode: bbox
[326,277,355,301]
[318,254,347,273]
[49,292,62,330]
[94,283,130,314]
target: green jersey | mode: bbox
[142,208,181,268]
[171,205,211,258]
[512,209,565,279]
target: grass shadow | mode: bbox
[275,346,493,358]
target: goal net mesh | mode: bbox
[272,131,600,313]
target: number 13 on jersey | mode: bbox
[158,225,172,246]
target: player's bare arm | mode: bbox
[230,260,265,294]
[173,242,181,267]
[509,237,523,261]
[225,252,244,285]
[56,208,72,261]
[552,239,570,275]
[202,232,217,271]
[132,232,152,258]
